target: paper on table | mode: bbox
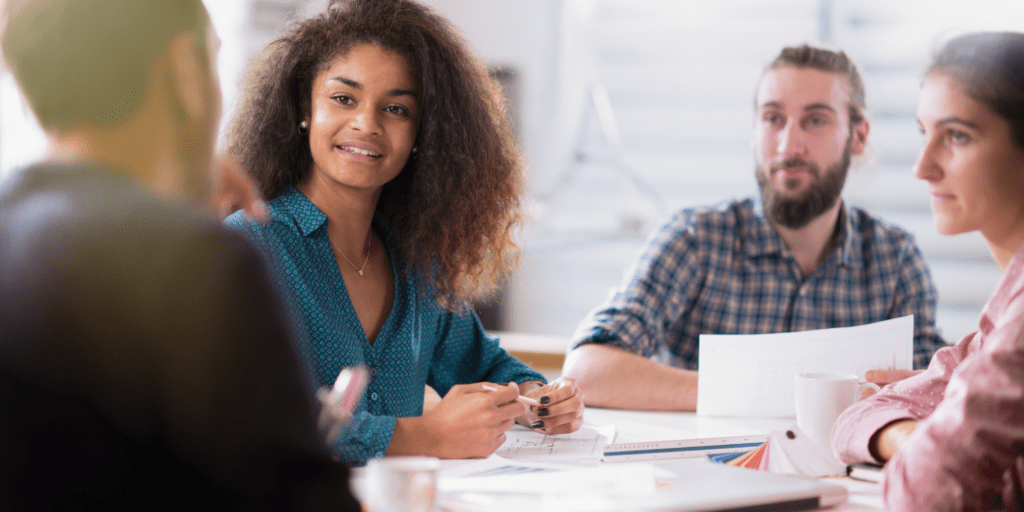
[598,417,699,444]
[440,454,577,479]
[766,425,847,477]
[439,455,657,496]
[696,315,913,418]
[495,424,615,460]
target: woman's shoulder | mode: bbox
[224,208,280,243]
[225,189,314,241]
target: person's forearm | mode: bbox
[870,419,918,462]
[562,344,698,410]
[387,416,438,457]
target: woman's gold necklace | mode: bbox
[329,232,371,276]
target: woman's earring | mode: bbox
[298,120,310,135]
[411,146,419,156]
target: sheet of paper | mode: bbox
[598,417,699,444]
[766,425,846,477]
[439,455,657,496]
[494,424,615,460]
[440,455,578,479]
[696,315,913,417]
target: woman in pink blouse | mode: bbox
[831,31,1024,511]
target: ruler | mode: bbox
[603,434,769,462]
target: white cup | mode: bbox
[794,373,881,452]
[364,456,440,512]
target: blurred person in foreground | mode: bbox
[0,0,359,509]
[224,0,584,466]
[832,32,1024,511]
[562,44,945,411]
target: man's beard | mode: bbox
[757,142,852,230]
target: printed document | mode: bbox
[495,424,615,460]
[696,315,913,417]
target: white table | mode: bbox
[354,408,884,511]
[583,408,884,511]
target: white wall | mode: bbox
[0,0,252,178]
[416,0,566,193]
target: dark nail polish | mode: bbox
[537,408,549,417]
[531,420,545,429]
[540,396,551,405]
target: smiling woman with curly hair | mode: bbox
[225,0,583,465]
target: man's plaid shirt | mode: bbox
[570,198,944,370]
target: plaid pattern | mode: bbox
[570,198,944,370]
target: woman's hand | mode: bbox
[865,369,923,389]
[391,382,526,459]
[517,377,585,435]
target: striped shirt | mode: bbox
[570,198,944,370]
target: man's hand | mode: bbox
[211,159,268,220]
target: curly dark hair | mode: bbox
[227,0,523,309]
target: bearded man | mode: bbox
[562,45,944,411]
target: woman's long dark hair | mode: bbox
[227,0,523,309]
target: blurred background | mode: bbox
[3,0,1023,350]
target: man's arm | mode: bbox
[562,344,698,410]
[562,210,710,411]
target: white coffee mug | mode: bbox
[794,373,881,452]
[364,456,440,512]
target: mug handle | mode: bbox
[857,382,882,399]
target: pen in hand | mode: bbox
[480,384,540,406]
